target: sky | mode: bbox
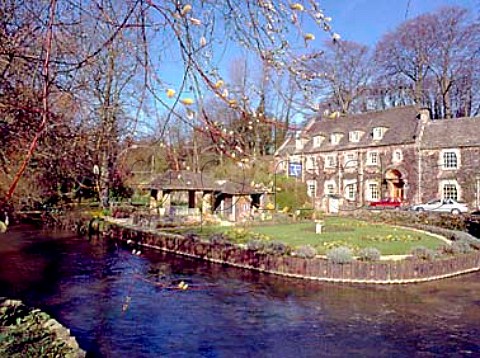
[320,0,478,45]
[143,0,479,136]
[159,0,479,93]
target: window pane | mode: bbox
[443,152,458,169]
[443,184,458,200]
[369,183,379,200]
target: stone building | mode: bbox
[274,106,480,211]
[148,170,266,221]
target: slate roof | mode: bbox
[149,170,260,194]
[421,116,480,149]
[274,106,421,156]
[301,106,420,153]
[274,134,296,157]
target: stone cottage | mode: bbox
[274,106,480,211]
[148,170,267,221]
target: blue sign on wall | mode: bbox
[289,162,302,177]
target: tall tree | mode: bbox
[374,6,479,118]
[375,13,436,108]
[308,41,373,114]
[429,7,479,118]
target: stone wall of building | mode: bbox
[420,147,480,208]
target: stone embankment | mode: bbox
[0,298,86,357]
[104,220,480,284]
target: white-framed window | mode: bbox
[343,153,357,168]
[392,149,403,163]
[324,180,336,195]
[366,181,380,201]
[313,135,324,148]
[348,131,362,143]
[330,133,342,145]
[373,127,387,140]
[306,156,316,171]
[367,151,379,166]
[441,149,459,170]
[325,154,337,168]
[343,179,357,201]
[307,180,317,198]
[441,181,459,201]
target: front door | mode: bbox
[385,169,404,200]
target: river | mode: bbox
[1,226,479,357]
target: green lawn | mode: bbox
[247,217,443,255]
[174,216,445,255]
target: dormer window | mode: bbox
[373,127,387,141]
[313,135,324,148]
[330,133,342,145]
[295,132,307,150]
[348,131,362,143]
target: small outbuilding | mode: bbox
[148,170,267,222]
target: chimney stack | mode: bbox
[417,108,430,122]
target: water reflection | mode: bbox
[1,226,479,357]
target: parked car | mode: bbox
[369,197,403,210]
[410,199,468,214]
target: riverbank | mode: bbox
[104,219,480,284]
[0,298,86,357]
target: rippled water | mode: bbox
[1,226,480,357]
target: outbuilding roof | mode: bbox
[149,170,262,195]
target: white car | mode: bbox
[410,199,468,214]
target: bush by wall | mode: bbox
[326,246,354,264]
[357,247,381,262]
[410,246,437,261]
[294,245,317,259]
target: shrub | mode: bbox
[294,245,317,259]
[246,239,265,252]
[223,228,251,243]
[438,244,454,256]
[326,246,354,264]
[410,246,436,261]
[451,240,474,254]
[357,247,381,262]
[274,176,309,212]
[263,240,291,256]
[466,238,480,250]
